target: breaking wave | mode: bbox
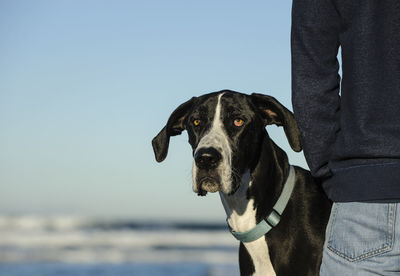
[0,215,238,264]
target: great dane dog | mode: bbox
[152,90,331,276]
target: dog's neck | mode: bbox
[220,134,289,233]
[219,170,255,233]
[219,135,288,276]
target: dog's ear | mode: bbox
[250,93,302,152]
[152,97,197,162]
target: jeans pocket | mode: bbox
[326,202,396,262]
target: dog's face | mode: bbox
[187,92,264,196]
[152,90,301,196]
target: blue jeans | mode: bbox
[320,202,400,275]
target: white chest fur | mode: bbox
[219,173,276,276]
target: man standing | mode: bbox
[291,0,400,274]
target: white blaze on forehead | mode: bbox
[192,93,233,193]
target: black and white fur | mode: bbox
[152,90,331,276]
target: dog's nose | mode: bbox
[195,147,222,170]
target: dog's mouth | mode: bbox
[197,177,220,196]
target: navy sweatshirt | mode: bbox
[291,0,400,202]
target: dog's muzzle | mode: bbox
[194,147,222,194]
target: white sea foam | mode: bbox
[0,216,238,264]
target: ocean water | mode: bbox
[0,216,240,276]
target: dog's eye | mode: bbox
[234,119,244,127]
[193,119,201,126]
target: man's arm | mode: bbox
[291,0,341,179]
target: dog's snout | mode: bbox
[195,147,222,170]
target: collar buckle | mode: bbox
[266,209,281,227]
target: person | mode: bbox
[291,0,400,274]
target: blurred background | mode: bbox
[0,1,308,275]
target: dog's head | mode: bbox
[152,90,301,196]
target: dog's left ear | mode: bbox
[250,93,302,152]
[152,97,197,162]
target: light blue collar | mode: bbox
[228,165,296,243]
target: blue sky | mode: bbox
[0,1,307,222]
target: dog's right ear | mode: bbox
[152,97,197,162]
